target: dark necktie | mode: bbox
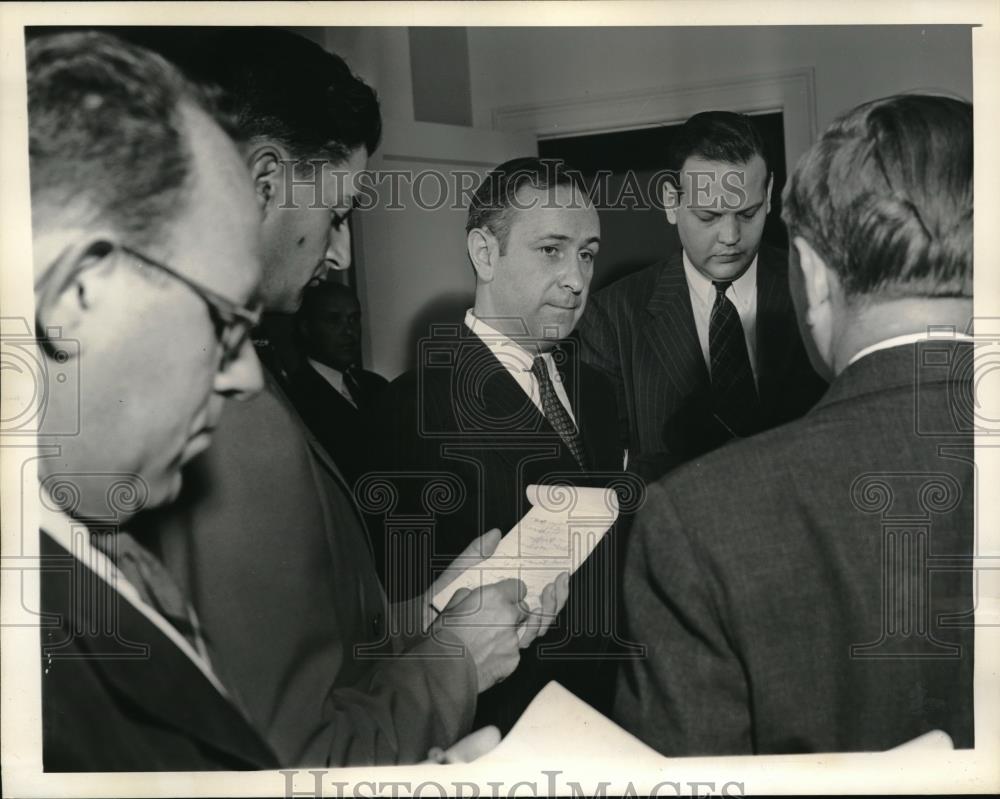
[343,365,364,407]
[92,530,212,665]
[709,279,759,437]
[530,355,588,469]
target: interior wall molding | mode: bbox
[491,67,817,171]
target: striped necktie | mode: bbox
[709,279,759,437]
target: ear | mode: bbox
[765,173,774,213]
[246,143,283,215]
[792,235,831,311]
[662,182,680,225]
[467,227,499,283]
[35,237,118,346]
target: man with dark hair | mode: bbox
[288,280,388,483]
[135,29,564,767]
[370,157,627,732]
[577,110,826,481]
[615,94,974,755]
[29,30,270,770]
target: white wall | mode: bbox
[467,26,972,135]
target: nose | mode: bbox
[325,225,353,273]
[561,256,587,294]
[214,337,264,399]
[718,214,741,246]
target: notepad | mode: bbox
[432,484,619,614]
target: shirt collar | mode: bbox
[308,357,346,388]
[847,330,975,367]
[682,250,758,305]
[37,484,231,697]
[465,308,549,371]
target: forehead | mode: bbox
[506,182,599,238]
[678,154,769,210]
[318,147,368,206]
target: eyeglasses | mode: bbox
[117,244,262,368]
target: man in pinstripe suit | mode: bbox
[577,112,826,481]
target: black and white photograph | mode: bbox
[1,2,998,796]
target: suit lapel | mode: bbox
[302,363,358,418]
[40,531,276,768]
[643,254,710,402]
[267,367,351,488]
[453,333,580,474]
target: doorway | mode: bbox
[538,112,787,291]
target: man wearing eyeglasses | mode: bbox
[30,31,271,769]
[128,27,567,767]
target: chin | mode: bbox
[154,471,184,510]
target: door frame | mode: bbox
[489,68,817,174]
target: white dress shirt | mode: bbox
[464,309,577,424]
[847,330,975,367]
[308,357,357,408]
[683,251,759,383]
[38,486,229,697]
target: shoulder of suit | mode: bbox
[653,409,818,511]
[757,242,791,274]
[589,258,673,311]
[360,368,389,388]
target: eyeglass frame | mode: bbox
[116,244,262,367]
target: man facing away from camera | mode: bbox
[577,111,826,481]
[29,30,272,770]
[615,93,975,755]
[133,28,567,767]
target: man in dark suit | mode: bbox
[577,111,826,481]
[29,31,272,770]
[615,93,975,755]
[371,158,632,731]
[131,29,563,767]
[288,280,388,484]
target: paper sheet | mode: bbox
[476,680,664,764]
[432,484,619,614]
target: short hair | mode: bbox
[781,93,972,299]
[141,27,382,165]
[298,280,359,320]
[465,157,588,253]
[666,110,769,190]
[27,30,235,249]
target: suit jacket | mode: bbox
[577,244,827,480]
[367,327,629,732]
[134,363,477,767]
[40,530,278,771]
[287,362,388,485]
[614,342,975,755]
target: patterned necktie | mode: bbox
[530,355,588,469]
[92,530,212,665]
[709,279,759,437]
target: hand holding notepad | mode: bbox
[432,484,620,616]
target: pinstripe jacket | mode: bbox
[577,244,827,480]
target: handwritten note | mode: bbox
[432,484,619,614]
